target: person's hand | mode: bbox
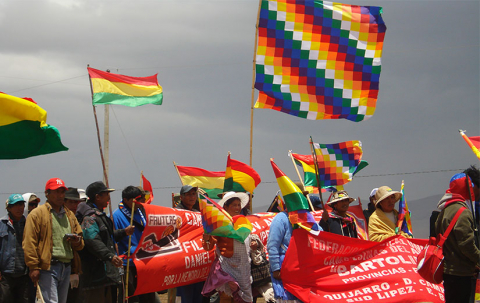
[228,281,238,292]
[30,269,40,286]
[66,234,82,244]
[321,209,329,222]
[70,274,79,289]
[273,270,281,280]
[125,225,135,236]
[250,240,259,251]
[111,255,123,268]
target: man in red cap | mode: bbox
[23,178,84,303]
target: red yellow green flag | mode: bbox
[0,92,68,159]
[223,154,261,194]
[176,165,225,198]
[88,67,163,107]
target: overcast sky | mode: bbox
[1,0,478,239]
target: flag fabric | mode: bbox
[223,155,262,194]
[397,181,413,237]
[176,165,225,198]
[313,140,364,188]
[141,174,154,204]
[271,158,310,212]
[198,194,252,243]
[88,67,163,107]
[0,92,68,159]
[267,190,286,212]
[254,0,386,122]
[271,158,319,231]
[292,151,367,190]
[459,130,480,160]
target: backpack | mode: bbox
[416,207,466,284]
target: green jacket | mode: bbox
[435,201,480,276]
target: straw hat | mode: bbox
[327,190,355,205]
[218,192,249,209]
[374,186,402,206]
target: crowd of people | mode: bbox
[0,165,478,303]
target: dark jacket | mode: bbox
[435,173,480,276]
[320,214,358,238]
[77,202,127,289]
[0,215,27,275]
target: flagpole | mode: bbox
[459,129,480,160]
[87,65,109,187]
[124,198,136,302]
[249,0,262,167]
[289,151,314,211]
[173,161,184,185]
[104,104,110,185]
[88,65,123,299]
[309,137,324,208]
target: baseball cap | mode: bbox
[86,181,115,199]
[78,189,88,201]
[45,178,67,191]
[6,194,26,208]
[180,185,197,195]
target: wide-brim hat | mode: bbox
[327,190,355,205]
[218,192,249,209]
[374,186,402,206]
[65,187,83,201]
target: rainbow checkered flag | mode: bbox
[312,140,364,188]
[291,152,368,192]
[271,159,319,232]
[397,180,413,237]
[198,193,252,243]
[254,0,386,122]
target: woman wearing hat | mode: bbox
[320,191,358,238]
[202,192,254,303]
[368,186,413,242]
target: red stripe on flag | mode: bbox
[87,67,159,87]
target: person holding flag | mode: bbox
[368,186,413,242]
[112,186,155,303]
[201,192,254,303]
[267,159,322,302]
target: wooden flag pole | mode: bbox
[173,161,185,185]
[289,151,314,211]
[124,199,136,302]
[87,65,109,187]
[249,0,263,167]
[88,65,123,300]
[309,136,324,208]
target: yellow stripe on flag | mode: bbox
[91,78,163,97]
[0,93,47,128]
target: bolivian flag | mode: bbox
[0,92,68,159]
[223,154,261,194]
[271,159,319,232]
[88,67,163,107]
[176,165,225,198]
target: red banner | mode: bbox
[132,204,276,296]
[282,229,444,302]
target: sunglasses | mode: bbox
[28,203,39,207]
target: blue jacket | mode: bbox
[112,202,146,266]
[0,214,26,275]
